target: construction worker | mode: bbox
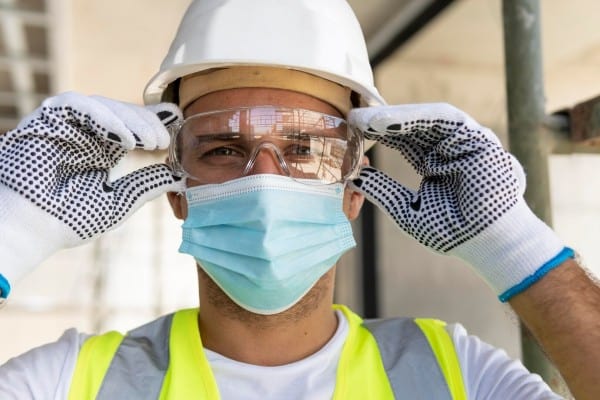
[0,0,599,399]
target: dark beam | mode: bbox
[369,0,456,67]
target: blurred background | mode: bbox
[1,0,599,394]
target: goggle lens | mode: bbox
[169,106,363,185]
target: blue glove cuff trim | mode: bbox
[499,247,575,302]
[0,274,11,299]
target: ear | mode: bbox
[343,187,364,221]
[343,155,369,221]
[167,191,187,220]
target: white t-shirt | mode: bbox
[0,310,562,400]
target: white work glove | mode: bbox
[0,92,185,300]
[349,103,573,301]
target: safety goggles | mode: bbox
[168,106,363,185]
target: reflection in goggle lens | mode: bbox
[168,106,363,185]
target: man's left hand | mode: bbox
[349,103,572,301]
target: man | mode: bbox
[0,0,599,399]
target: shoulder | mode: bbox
[0,328,90,400]
[446,323,563,399]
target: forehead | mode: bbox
[183,88,343,118]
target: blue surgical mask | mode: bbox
[179,174,356,315]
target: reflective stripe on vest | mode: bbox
[69,306,466,399]
[362,317,467,400]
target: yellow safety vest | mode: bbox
[69,305,466,399]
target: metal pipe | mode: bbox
[0,91,47,106]
[361,147,379,318]
[367,0,437,62]
[369,0,455,68]
[152,191,164,317]
[0,5,48,26]
[502,0,570,395]
[91,238,107,333]
[0,55,51,72]
[503,0,551,222]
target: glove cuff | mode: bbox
[498,246,574,302]
[0,186,79,297]
[450,199,573,301]
[0,274,10,299]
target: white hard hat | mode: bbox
[143,0,386,109]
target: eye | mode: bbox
[286,143,312,156]
[282,134,318,158]
[203,146,244,158]
[193,136,247,160]
[195,142,247,167]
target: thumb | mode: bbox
[350,166,418,225]
[509,154,527,197]
[111,163,185,221]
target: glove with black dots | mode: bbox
[0,92,185,301]
[349,103,573,302]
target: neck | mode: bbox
[197,268,338,366]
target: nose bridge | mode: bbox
[244,141,290,177]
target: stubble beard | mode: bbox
[198,267,335,330]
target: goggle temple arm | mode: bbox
[166,121,187,178]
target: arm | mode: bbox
[0,329,85,399]
[348,103,598,398]
[447,322,561,399]
[510,259,600,400]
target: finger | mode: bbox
[91,95,165,150]
[110,164,185,223]
[351,103,502,156]
[351,103,468,139]
[89,97,180,151]
[146,103,182,128]
[145,103,183,149]
[349,104,466,169]
[348,105,399,135]
[509,154,526,197]
[350,166,418,229]
[42,92,138,150]
[365,103,465,130]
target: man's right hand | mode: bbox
[0,92,185,300]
